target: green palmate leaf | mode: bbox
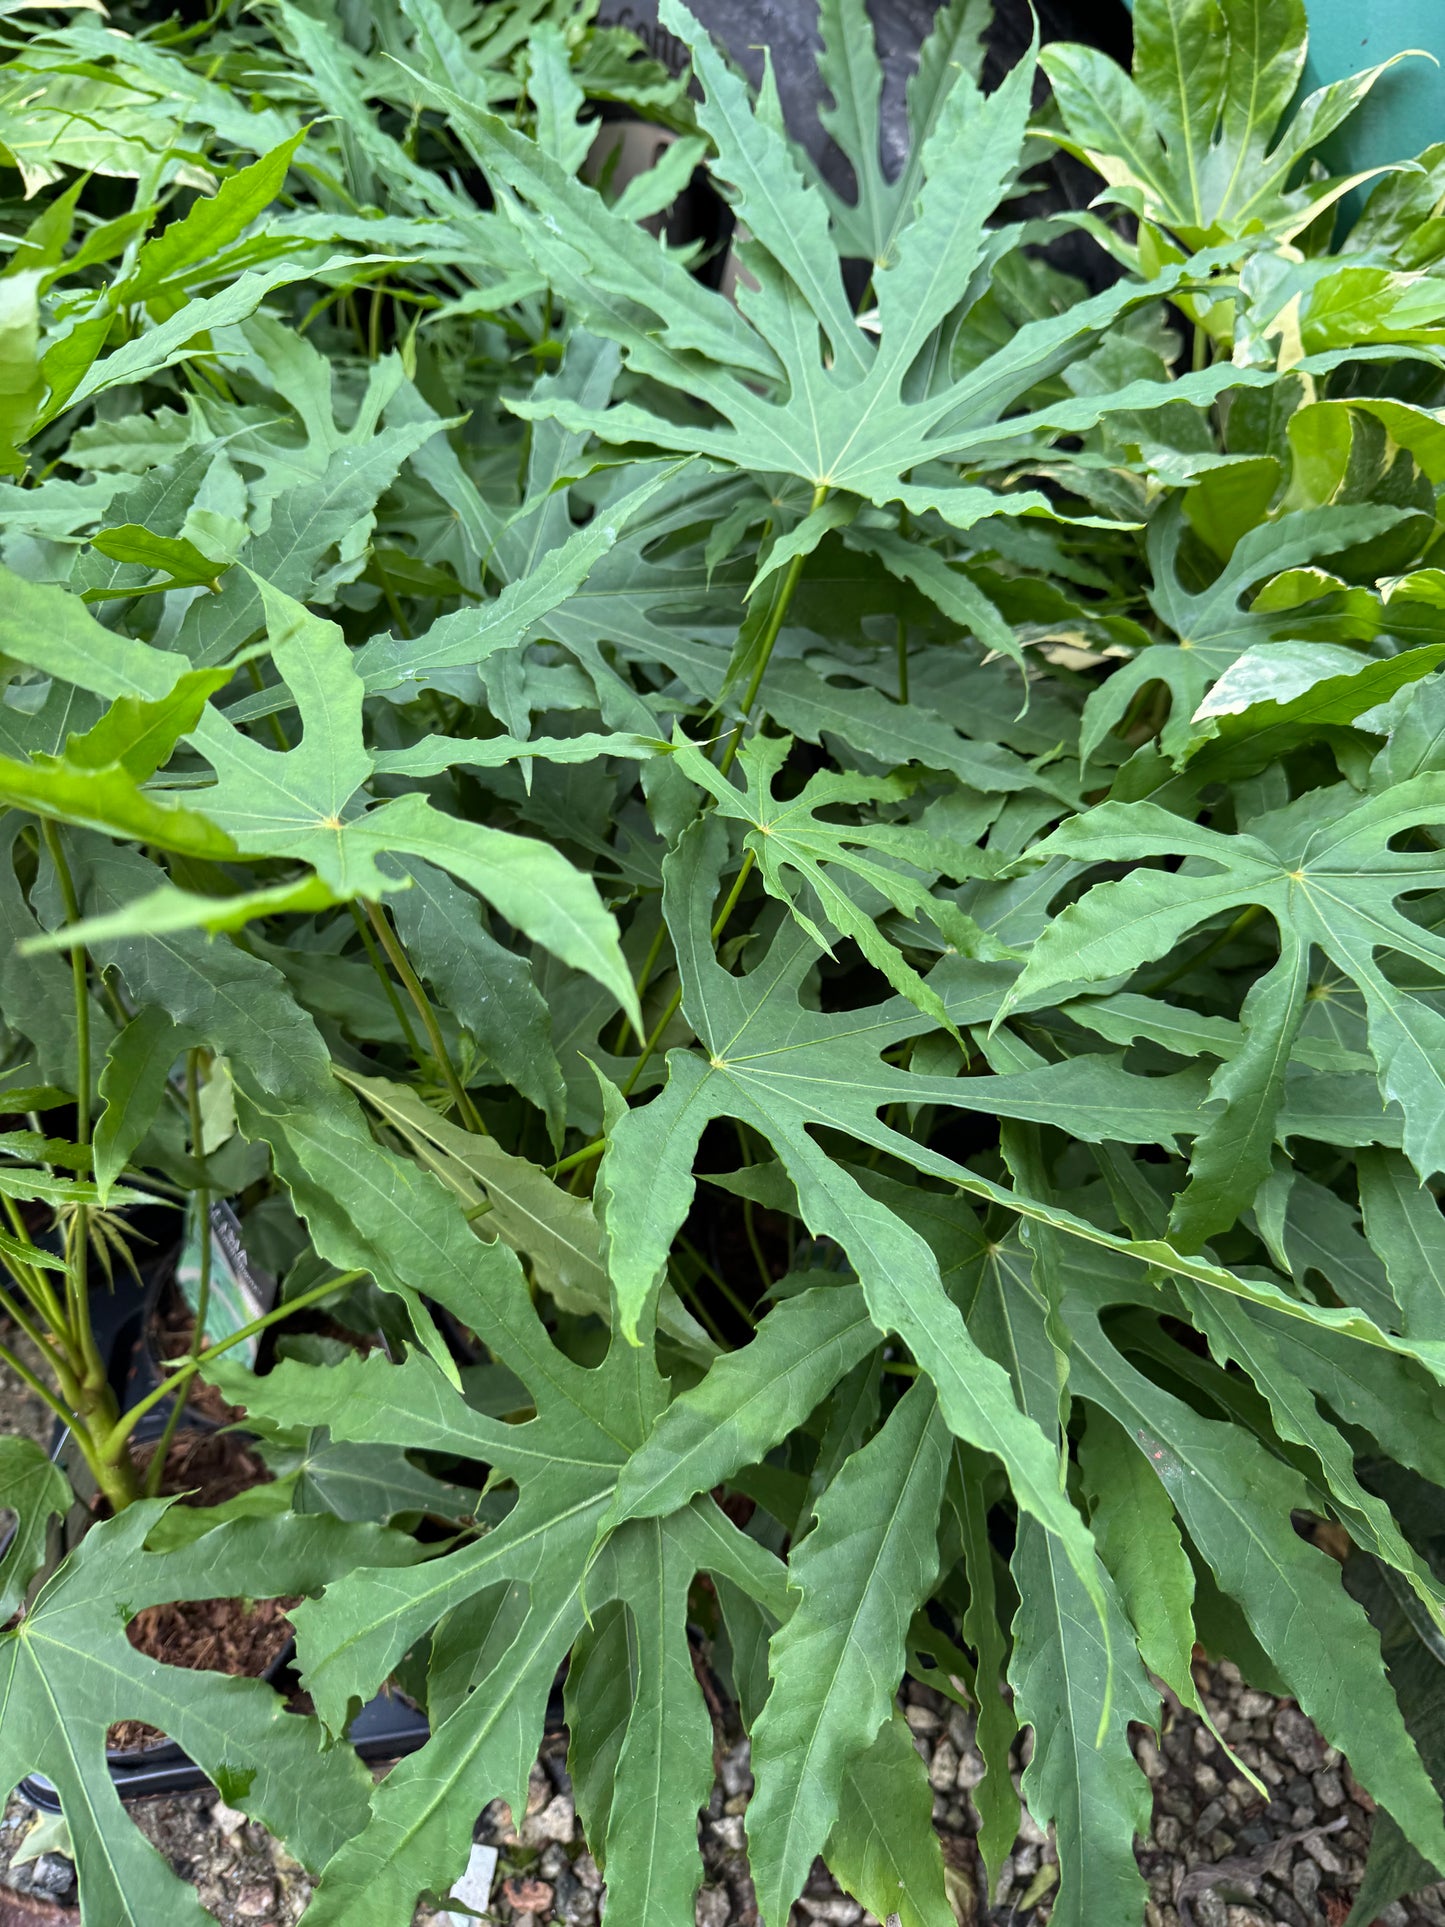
[1055,1246,1445,1871]
[425,14,1267,530]
[824,1708,955,1927]
[1080,1407,1256,1782]
[671,730,995,1029]
[205,1304,782,1924]
[601,1281,876,1534]
[181,576,639,1022]
[92,1005,177,1203]
[811,0,989,266]
[1080,500,1410,768]
[385,856,566,1141]
[747,1379,952,1927]
[0,1508,422,1927]
[952,1453,1021,1892]
[598,816,1110,1629]
[1002,781,1445,1185]
[0,1437,70,1624]
[1359,1148,1445,1345]
[952,1216,1157,1925]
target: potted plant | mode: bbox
[6,0,1445,1922]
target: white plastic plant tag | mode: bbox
[174,1200,272,1362]
[444,1842,499,1924]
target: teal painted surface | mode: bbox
[1304,3,1444,176]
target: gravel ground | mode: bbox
[6,1348,1445,1925]
[4,1662,1445,1926]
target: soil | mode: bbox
[132,1428,273,1513]
[147,1283,248,1429]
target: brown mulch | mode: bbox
[133,1427,273,1512]
[107,1597,296,1754]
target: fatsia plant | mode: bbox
[8,0,1445,1923]
[1038,0,1411,254]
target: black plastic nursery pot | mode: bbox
[3,1220,432,1811]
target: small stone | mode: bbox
[502,1874,554,1913]
[1159,1787,1193,1823]
[797,1898,863,1923]
[1302,1832,1346,1876]
[1017,1805,1048,1848]
[1193,1798,1226,1837]
[1291,1859,1321,1907]
[719,1743,753,1800]
[1313,1768,1346,1808]
[575,1854,603,1893]
[954,1745,986,1791]
[28,1853,77,1900]
[1224,1909,1270,1926]
[210,1799,248,1836]
[1272,1708,1322,1775]
[710,1816,746,1853]
[522,1793,576,1847]
[234,1882,276,1918]
[695,1886,731,1927]
[1375,1905,1411,1927]
[525,1765,551,1815]
[1261,1886,1309,1927]
[538,1844,570,1879]
[992,1855,1015,1905]
[943,1802,966,1832]
[929,1738,959,1792]
[1135,1734,1166,1783]
[1152,1816,1182,1853]
[1234,1691,1274,1720]
[1192,1725,1217,1760]
[904,1703,941,1737]
[947,1705,974,1753]
[1013,1846,1038,1879]
[723,1793,748,1817]
[1193,1764,1222,1798]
